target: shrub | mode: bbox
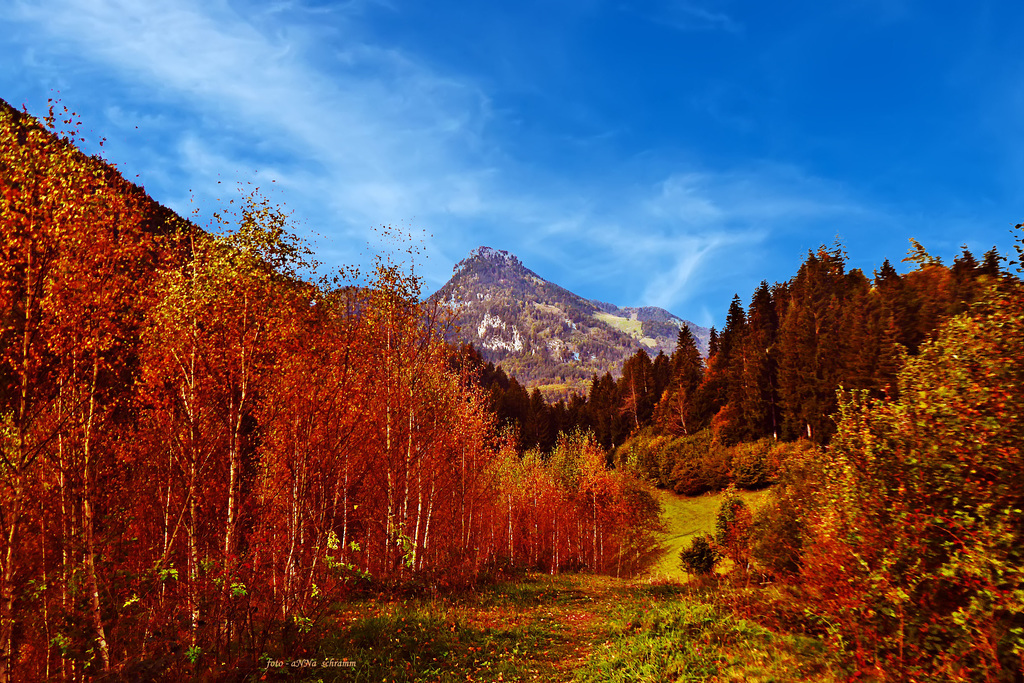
[613,428,665,485]
[679,535,719,577]
[750,499,803,577]
[714,487,753,570]
[764,438,819,481]
[730,438,774,489]
[666,430,731,495]
[749,442,825,578]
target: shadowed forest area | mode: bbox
[3,97,1024,682]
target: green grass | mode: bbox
[278,489,839,682]
[646,488,772,581]
[593,312,644,337]
[282,574,619,682]
[280,573,838,683]
[574,583,839,683]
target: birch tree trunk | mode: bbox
[81,356,110,672]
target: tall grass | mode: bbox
[574,583,839,682]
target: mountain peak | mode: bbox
[433,247,710,399]
[471,246,515,261]
[460,246,522,269]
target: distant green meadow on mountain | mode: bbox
[431,246,709,399]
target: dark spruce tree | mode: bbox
[654,325,706,436]
[711,294,748,443]
[778,246,847,443]
[617,349,656,432]
[739,281,781,440]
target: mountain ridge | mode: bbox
[432,246,709,399]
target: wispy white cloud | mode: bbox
[645,173,725,225]
[5,0,495,247]
[526,162,877,312]
[635,0,742,34]
[651,164,875,224]
[640,237,725,310]
[1,0,887,321]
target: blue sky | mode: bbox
[2,0,1022,328]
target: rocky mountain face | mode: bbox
[431,246,709,398]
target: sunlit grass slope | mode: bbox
[646,487,772,580]
[593,311,644,337]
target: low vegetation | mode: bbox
[616,430,819,495]
[4,97,1023,681]
[278,490,843,683]
[290,576,841,683]
[647,487,770,580]
[575,583,839,683]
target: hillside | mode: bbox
[432,246,709,397]
[0,98,189,240]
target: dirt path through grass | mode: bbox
[454,573,628,681]
[298,488,838,681]
[301,572,634,681]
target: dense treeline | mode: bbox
[0,101,661,681]
[691,252,1024,680]
[484,237,1016,493]
[632,240,1015,494]
[462,343,674,454]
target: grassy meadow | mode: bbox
[278,486,839,683]
[646,487,772,580]
[593,311,644,337]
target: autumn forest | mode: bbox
[3,98,1024,682]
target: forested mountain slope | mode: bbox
[432,246,708,398]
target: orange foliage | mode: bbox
[0,102,662,681]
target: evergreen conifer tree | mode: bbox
[778,247,846,442]
[655,325,706,435]
[740,281,781,440]
[618,349,654,431]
